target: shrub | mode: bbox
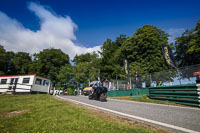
[67,88,73,95]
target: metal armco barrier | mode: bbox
[149,84,200,107]
[107,88,149,97]
[107,89,132,97]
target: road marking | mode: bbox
[57,96,200,133]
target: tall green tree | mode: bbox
[74,62,90,86]
[57,64,75,88]
[29,48,70,83]
[28,60,43,75]
[73,53,92,65]
[121,25,169,75]
[0,45,7,75]
[100,34,127,80]
[175,20,200,67]
[12,52,31,74]
[5,51,15,75]
[88,52,101,81]
[73,52,100,86]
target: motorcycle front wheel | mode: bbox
[88,94,93,100]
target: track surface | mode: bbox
[59,95,200,133]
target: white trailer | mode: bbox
[0,74,52,94]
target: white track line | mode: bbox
[57,96,200,133]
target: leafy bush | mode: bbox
[67,88,73,95]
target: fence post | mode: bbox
[150,73,152,86]
[176,68,182,85]
[117,81,118,90]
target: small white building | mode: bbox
[0,74,52,94]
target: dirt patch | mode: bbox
[2,109,30,118]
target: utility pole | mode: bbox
[98,69,100,81]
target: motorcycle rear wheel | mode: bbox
[99,93,107,102]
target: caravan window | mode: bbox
[0,79,7,84]
[23,78,30,83]
[35,78,42,85]
[43,80,49,86]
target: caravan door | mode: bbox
[9,78,18,91]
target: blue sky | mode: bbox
[0,0,199,58]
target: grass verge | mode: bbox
[0,94,168,133]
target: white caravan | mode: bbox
[0,74,52,94]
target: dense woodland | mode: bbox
[0,20,200,88]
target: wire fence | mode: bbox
[108,64,200,91]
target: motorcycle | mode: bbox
[88,86,107,102]
[73,88,78,96]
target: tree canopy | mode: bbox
[57,64,75,88]
[121,25,169,75]
[175,20,200,67]
[0,19,200,87]
[30,48,70,83]
[12,52,31,74]
[100,34,127,79]
[0,45,7,75]
[73,52,101,86]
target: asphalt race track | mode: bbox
[58,95,200,133]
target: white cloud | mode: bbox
[0,2,101,59]
[167,28,185,44]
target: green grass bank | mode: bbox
[0,94,167,133]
